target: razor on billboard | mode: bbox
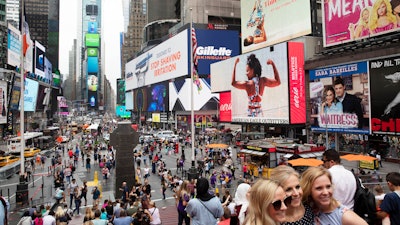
[309,62,369,134]
[241,0,311,53]
[322,0,400,47]
[370,56,400,135]
[125,29,189,91]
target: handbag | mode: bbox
[198,199,218,219]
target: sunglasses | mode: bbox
[271,195,292,211]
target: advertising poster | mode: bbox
[195,29,240,75]
[212,43,295,124]
[125,91,133,110]
[87,48,98,57]
[0,81,8,124]
[88,75,98,91]
[309,62,370,134]
[10,77,21,111]
[370,56,400,135]
[133,88,149,112]
[87,57,99,73]
[169,78,219,111]
[147,83,168,112]
[57,96,69,116]
[219,92,232,122]
[85,33,100,47]
[88,21,98,33]
[322,0,400,47]
[125,29,188,90]
[23,78,39,112]
[116,79,125,105]
[34,41,45,78]
[7,24,21,67]
[116,105,131,118]
[44,57,53,83]
[241,0,311,53]
[88,90,97,107]
[36,85,46,111]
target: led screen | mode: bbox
[24,78,39,112]
[147,83,168,112]
[87,57,99,74]
[88,21,98,33]
[87,75,98,91]
[85,33,100,47]
[34,41,45,78]
[87,48,98,57]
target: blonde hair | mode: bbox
[55,206,65,218]
[243,179,281,225]
[270,165,299,186]
[300,167,339,210]
[370,0,397,31]
[357,7,371,27]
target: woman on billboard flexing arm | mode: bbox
[231,54,280,117]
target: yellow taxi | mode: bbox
[0,155,20,167]
[24,147,41,157]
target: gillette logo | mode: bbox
[196,46,232,60]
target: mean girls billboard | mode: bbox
[309,62,370,134]
[211,42,306,124]
[241,0,311,53]
[322,0,400,47]
[370,56,400,135]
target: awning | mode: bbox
[299,152,324,158]
[240,149,267,156]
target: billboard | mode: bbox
[34,41,45,78]
[88,21,98,33]
[147,83,168,112]
[57,96,69,116]
[87,75,98,91]
[125,29,189,90]
[88,90,97,107]
[125,91,133,110]
[322,0,400,47]
[370,56,400,135]
[116,105,131,118]
[116,79,125,105]
[133,88,149,111]
[211,42,306,124]
[9,77,21,111]
[169,78,219,111]
[87,48,98,57]
[44,57,53,83]
[85,33,100,47]
[241,0,311,53]
[219,92,232,122]
[7,24,21,67]
[23,78,39,112]
[309,62,369,134]
[36,85,46,111]
[195,29,240,75]
[87,57,99,74]
[0,81,8,124]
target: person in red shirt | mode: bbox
[218,207,231,225]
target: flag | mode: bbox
[22,21,32,56]
[191,27,202,92]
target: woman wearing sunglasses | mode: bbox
[300,167,368,225]
[270,165,314,224]
[243,179,289,225]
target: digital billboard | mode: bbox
[322,0,400,47]
[370,56,400,135]
[133,88,149,112]
[309,62,369,134]
[34,41,45,78]
[85,33,100,47]
[219,92,232,122]
[147,83,168,112]
[88,75,98,91]
[241,0,311,53]
[116,105,131,118]
[169,78,219,111]
[36,85,46,111]
[0,81,8,124]
[88,90,97,107]
[88,21,98,33]
[195,29,240,75]
[211,42,306,124]
[116,79,125,105]
[24,78,39,112]
[44,57,53,83]
[7,24,21,67]
[87,48,98,57]
[87,57,99,74]
[125,91,133,110]
[57,96,69,116]
[10,77,21,111]
[125,29,189,90]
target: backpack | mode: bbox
[353,174,377,225]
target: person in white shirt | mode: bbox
[322,149,357,209]
[148,201,161,225]
[42,211,56,225]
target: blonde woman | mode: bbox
[300,167,368,225]
[243,179,289,225]
[369,0,397,34]
[348,7,371,39]
[176,180,190,225]
[270,165,314,224]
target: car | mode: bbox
[24,147,41,157]
[0,155,20,167]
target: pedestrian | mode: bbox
[102,166,109,183]
[73,186,82,215]
[161,178,167,200]
[92,186,101,206]
[86,156,91,173]
[0,195,9,225]
[119,182,129,203]
[81,181,88,206]
[68,179,78,209]
[377,172,400,225]
[112,209,133,225]
[17,211,32,225]
[148,201,161,225]
[176,180,190,225]
[376,152,383,167]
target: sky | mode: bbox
[59,0,124,93]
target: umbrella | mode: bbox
[340,154,377,162]
[287,158,323,167]
[206,143,229,149]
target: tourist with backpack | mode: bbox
[377,172,400,225]
[322,150,357,209]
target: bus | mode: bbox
[43,126,60,139]
[7,132,43,154]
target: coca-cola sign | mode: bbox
[219,92,231,122]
